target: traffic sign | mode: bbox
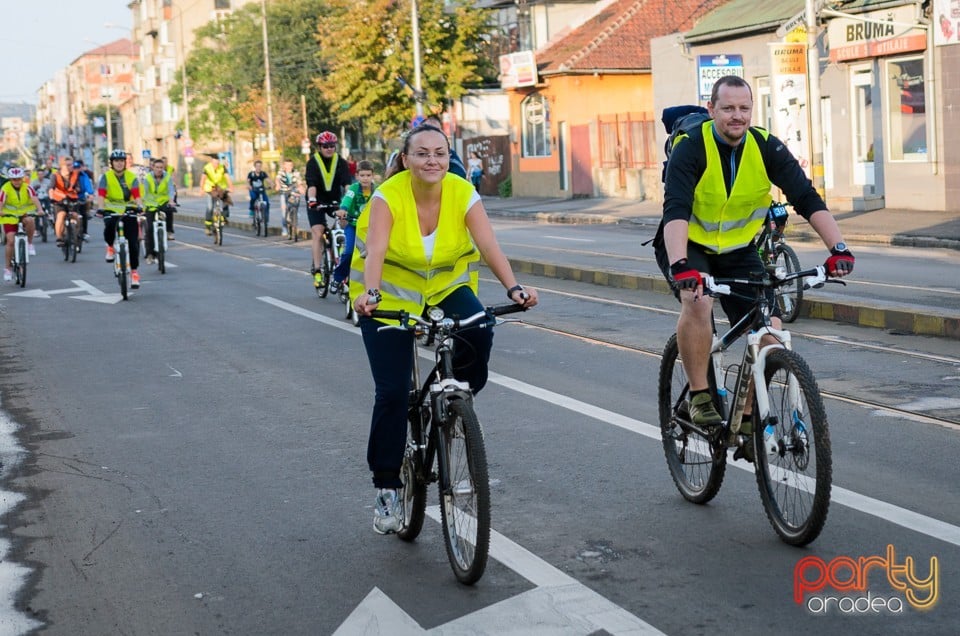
[261,149,282,162]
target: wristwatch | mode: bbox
[507,284,524,300]
[366,288,382,304]
[831,242,848,254]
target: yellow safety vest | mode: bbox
[103,170,138,214]
[688,121,772,254]
[350,171,479,322]
[143,172,171,208]
[203,163,229,192]
[1,181,35,222]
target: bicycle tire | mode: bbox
[157,228,166,274]
[17,240,26,288]
[437,398,490,585]
[754,349,831,546]
[317,249,332,299]
[70,224,78,262]
[39,215,48,242]
[118,242,128,300]
[254,202,263,236]
[63,224,71,261]
[397,407,429,542]
[775,243,803,323]
[658,334,726,504]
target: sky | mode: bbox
[1,0,133,104]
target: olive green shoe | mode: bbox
[689,392,723,428]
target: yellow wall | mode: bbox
[509,73,653,197]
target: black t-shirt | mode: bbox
[662,125,826,226]
[304,154,352,206]
[247,170,268,191]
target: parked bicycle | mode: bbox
[61,200,85,263]
[658,265,844,546]
[371,302,527,584]
[9,213,39,288]
[757,202,803,323]
[283,191,300,241]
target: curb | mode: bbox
[508,257,959,340]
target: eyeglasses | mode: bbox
[320,143,337,149]
[409,150,449,161]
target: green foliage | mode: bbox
[316,0,493,139]
[497,175,511,198]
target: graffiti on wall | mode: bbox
[464,135,510,195]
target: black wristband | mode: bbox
[507,284,524,300]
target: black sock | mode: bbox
[690,389,709,399]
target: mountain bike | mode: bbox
[283,191,300,241]
[757,202,803,323]
[658,266,843,546]
[106,206,140,300]
[9,214,38,288]
[252,190,267,237]
[61,200,84,263]
[371,302,528,584]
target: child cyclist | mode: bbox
[331,160,376,294]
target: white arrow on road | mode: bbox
[4,279,123,304]
[334,507,665,635]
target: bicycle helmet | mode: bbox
[315,131,337,145]
[109,149,126,161]
[6,167,25,179]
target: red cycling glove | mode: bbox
[669,259,702,291]
[824,249,855,277]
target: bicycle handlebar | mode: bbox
[371,303,528,333]
[703,265,833,298]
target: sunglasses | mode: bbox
[320,143,336,149]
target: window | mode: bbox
[214,0,231,9]
[885,56,926,161]
[521,93,550,157]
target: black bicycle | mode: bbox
[252,190,267,237]
[371,302,527,584]
[312,204,339,298]
[659,266,843,546]
[60,200,85,263]
[757,202,803,323]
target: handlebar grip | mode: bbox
[489,303,529,317]
[370,309,405,321]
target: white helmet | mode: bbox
[6,167,26,179]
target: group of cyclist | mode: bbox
[0,149,178,288]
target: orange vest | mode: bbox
[50,171,80,202]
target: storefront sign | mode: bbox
[933,0,960,45]
[769,43,810,177]
[827,6,927,61]
[499,51,538,89]
[697,54,744,101]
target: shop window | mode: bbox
[521,93,551,158]
[886,56,926,161]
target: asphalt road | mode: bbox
[0,217,957,634]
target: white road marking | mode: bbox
[260,295,960,553]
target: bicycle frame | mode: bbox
[151,208,168,253]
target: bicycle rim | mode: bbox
[317,251,331,298]
[658,334,726,504]
[754,349,831,546]
[438,399,490,585]
[397,409,428,542]
[775,244,803,323]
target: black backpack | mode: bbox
[661,105,710,183]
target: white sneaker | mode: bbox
[3,269,11,282]
[28,244,36,256]
[281,229,289,237]
[373,488,403,534]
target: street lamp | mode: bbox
[411,0,424,117]
[261,0,276,157]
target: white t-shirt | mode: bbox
[373,189,481,262]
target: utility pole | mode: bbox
[260,0,276,156]
[805,0,825,200]
[411,0,424,117]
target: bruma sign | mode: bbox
[827,6,927,62]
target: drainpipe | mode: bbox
[806,0,825,200]
[926,15,938,175]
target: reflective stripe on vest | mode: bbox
[104,170,137,214]
[144,172,171,208]
[689,121,772,254]
[313,152,338,192]
[0,181,34,220]
[349,171,479,321]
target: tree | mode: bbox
[315,0,493,140]
[169,0,329,156]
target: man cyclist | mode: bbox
[305,131,352,289]
[142,157,176,264]
[275,158,302,238]
[0,167,43,281]
[97,149,144,289]
[246,159,271,229]
[200,154,231,235]
[656,75,854,438]
[49,156,87,247]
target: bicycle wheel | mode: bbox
[17,240,26,288]
[254,202,263,236]
[157,228,166,274]
[118,243,128,300]
[70,224,78,263]
[397,407,429,542]
[215,217,223,246]
[754,348,831,546]
[39,215,48,242]
[317,249,332,299]
[63,224,71,261]
[437,398,490,585]
[775,243,803,323]
[658,334,726,504]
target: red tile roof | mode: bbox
[81,38,137,59]
[536,0,727,74]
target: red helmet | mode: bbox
[315,131,337,145]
